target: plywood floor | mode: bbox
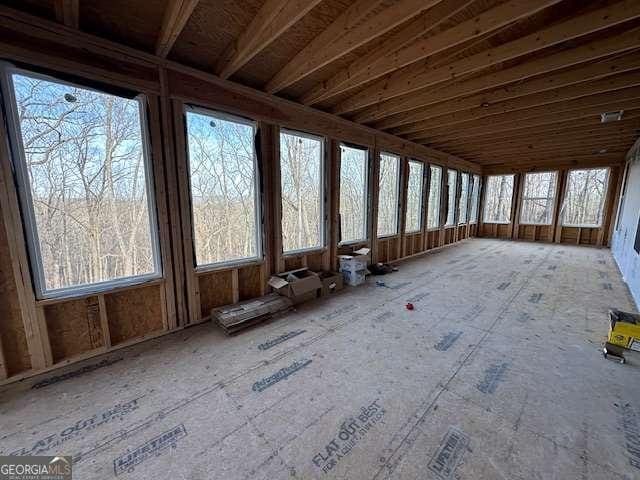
[1,239,640,480]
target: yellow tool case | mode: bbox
[603,309,640,364]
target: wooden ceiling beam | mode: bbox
[54,0,78,29]
[215,0,321,78]
[417,106,640,144]
[302,0,556,105]
[405,85,640,140]
[455,138,636,158]
[482,154,625,174]
[391,69,640,136]
[334,0,640,115]
[265,0,440,94]
[374,51,640,130]
[155,0,200,58]
[465,145,631,165]
[353,27,640,125]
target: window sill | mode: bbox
[483,221,511,225]
[282,246,327,258]
[195,257,264,275]
[561,224,603,229]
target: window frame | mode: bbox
[445,169,458,227]
[338,142,370,246]
[519,171,558,226]
[0,63,163,300]
[561,167,610,228]
[184,105,264,271]
[376,151,402,239]
[279,127,327,255]
[469,174,481,224]
[482,174,515,225]
[427,164,442,231]
[458,172,469,225]
[404,159,424,234]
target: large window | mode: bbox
[520,171,557,225]
[377,152,400,237]
[483,175,515,224]
[562,168,609,227]
[185,108,260,267]
[3,67,160,298]
[339,144,368,243]
[405,160,424,233]
[427,165,442,229]
[280,130,324,252]
[458,173,469,224]
[445,169,457,226]
[470,174,480,223]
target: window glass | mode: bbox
[339,144,368,243]
[483,175,515,224]
[427,165,442,229]
[186,109,260,266]
[7,70,159,296]
[405,160,424,233]
[280,130,324,252]
[470,174,480,223]
[562,168,609,227]
[377,152,400,237]
[445,169,457,226]
[458,173,469,224]
[520,171,557,225]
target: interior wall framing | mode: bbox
[0,8,480,384]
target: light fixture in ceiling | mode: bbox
[600,110,624,123]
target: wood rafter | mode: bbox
[54,0,78,29]
[265,0,441,94]
[303,0,560,106]
[215,0,322,79]
[156,0,200,58]
[334,0,640,115]
[405,85,640,140]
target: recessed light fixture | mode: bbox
[600,110,624,123]
[481,102,490,108]
[598,148,608,154]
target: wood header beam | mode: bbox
[156,0,200,58]
[215,0,322,79]
[265,0,440,94]
[54,0,79,29]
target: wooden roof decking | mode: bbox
[3,0,640,169]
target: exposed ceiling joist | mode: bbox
[304,0,560,106]
[54,0,78,29]
[454,137,637,157]
[156,0,200,58]
[483,154,625,173]
[390,67,640,135]
[300,0,475,105]
[342,0,640,117]
[265,0,441,94]
[354,28,640,124]
[215,0,322,79]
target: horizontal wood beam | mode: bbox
[482,154,625,174]
[392,70,640,136]
[265,0,439,94]
[54,0,79,29]
[156,0,200,58]
[302,0,556,105]
[353,27,640,124]
[457,140,634,160]
[334,0,640,114]
[406,85,640,140]
[418,100,640,144]
[215,0,322,78]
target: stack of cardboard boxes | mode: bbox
[337,247,371,286]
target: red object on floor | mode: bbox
[406,303,414,310]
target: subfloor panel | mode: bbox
[1,239,639,480]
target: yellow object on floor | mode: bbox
[607,309,640,351]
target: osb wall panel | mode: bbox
[0,203,30,376]
[45,297,103,363]
[426,230,439,250]
[305,252,325,272]
[106,285,163,345]
[238,264,263,301]
[560,227,579,244]
[283,256,305,272]
[578,228,599,246]
[199,271,234,319]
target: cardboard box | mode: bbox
[318,271,344,296]
[342,269,366,286]
[338,247,371,272]
[268,268,322,304]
